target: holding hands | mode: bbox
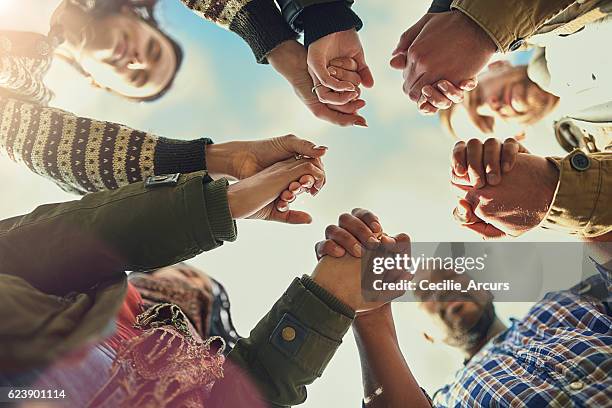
[449,138,559,239]
[391,11,496,114]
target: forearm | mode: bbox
[0,95,210,194]
[450,0,575,52]
[180,0,297,63]
[210,275,354,407]
[0,172,236,295]
[353,307,431,408]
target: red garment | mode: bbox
[104,283,143,351]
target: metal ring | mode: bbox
[311,83,324,94]
[294,154,304,161]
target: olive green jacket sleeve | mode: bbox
[210,275,355,407]
[542,149,612,238]
[0,171,235,368]
[451,0,576,52]
[0,171,236,296]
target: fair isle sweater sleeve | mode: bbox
[0,94,210,195]
[180,0,298,63]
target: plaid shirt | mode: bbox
[432,263,612,407]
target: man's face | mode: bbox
[76,6,178,100]
[443,62,559,140]
[415,269,495,349]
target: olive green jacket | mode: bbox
[0,172,353,407]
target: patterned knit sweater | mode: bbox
[0,0,297,194]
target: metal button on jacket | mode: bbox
[569,381,584,391]
[282,326,296,342]
[509,38,525,51]
[570,152,590,171]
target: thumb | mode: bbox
[309,55,356,92]
[271,208,313,225]
[355,53,375,88]
[281,135,328,158]
[392,29,418,56]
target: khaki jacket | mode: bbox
[451,0,612,237]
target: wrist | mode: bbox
[452,9,497,54]
[206,142,240,180]
[268,40,308,84]
[354,304,393,330]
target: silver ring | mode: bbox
[294,154,304,161]
[311,83,324,94]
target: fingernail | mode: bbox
[367,236,380,243]
[455,164,465,174]
[353,244,362,257]
[303,180,314,189]
[371,221,382,232]
[354,119,368,127]
[487,172,499,185]
[328,67,337,76]
[464,79,477,89]
[314,145,328,150]
[422,87,432,97]
[438,82,449,92]
[278,205,288,213]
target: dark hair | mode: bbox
[64,0,184,102]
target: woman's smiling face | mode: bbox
[76,6,178,100]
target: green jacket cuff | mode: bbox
[222,277,354,406]
[202,177,237,243]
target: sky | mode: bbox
[0,0,579,406]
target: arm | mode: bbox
[0,94,210,195]
[353,306,432,408]
[210,275,355,407]
[450,0,576,52]
[0,171,235,295]
[179,0,298,63]
[542,149,612,238]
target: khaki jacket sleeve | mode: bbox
[0,171,236,295]
[210,276,354,407]
[0,94,211,195]
[542,149,612,238]
[451,0,575,52]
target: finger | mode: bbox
[464,220,507,240]
[327,99,366,114]
[309,61,356,92]
[459,78,478,91]
[328,66,362,87]
[325,223,364,257]
[280,190,296,203]
[338,212,378,247]
[355,54,375,88]
[278,134,328,158]
[288,180,303,194]
[316,87,360,105]
[299,175,315,190]
[435,80,464,104]
[315,239,346,260]
[393,29,418,56]
[329,57,358,71]
[310,104,364,127]
[390,53,408,70]
[500,138,520,173]
[351,208,382,233]
[418,98,439,115]
[406,74,429,103]
[422,85,453,109]
[466,138,486,188]
[392,233,411,254]
[277,209,313,225]
[482,138,502,185]
[452,141,468,176]
[291,160,325,190]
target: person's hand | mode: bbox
[418,78,477,115]
[308,29,374,93]
[315,208,386,258]
[390,11,496,105]
[268,40,366,126]
[451,138,529,188]
[227,157,325,224]
[451,154,559,238]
